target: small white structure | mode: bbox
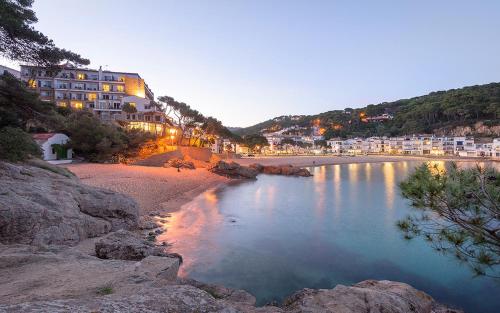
[32,133,73,163]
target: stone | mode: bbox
[164,157,195,169]
[251,163,312,177]
[282,280,463,313]
[0,161,139,247]
[95,229,166,261]
[209,161,258,179]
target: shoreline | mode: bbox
[65,155,496,216]
[237,154,494,168]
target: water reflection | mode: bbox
[382,162,395,212]
[160,161,500,313]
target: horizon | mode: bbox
[2,0,500,127]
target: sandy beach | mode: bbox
[236,154,487,167]
[65,163,229,214]
[64,155,494,216]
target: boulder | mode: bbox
[95,229,167,261]
[0,161,139,247]
[209,161,258,179]
[282,280,463,313]
[164,157,195,169]
[251,163,312,177]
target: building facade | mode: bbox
[20,64,169,135]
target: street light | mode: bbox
[169,128,177,146]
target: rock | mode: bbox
[0,285,270,313]
[0,245,181,306]
[282,280,463,313]
[178,277,257,306]
[252,163,312,177]
[164,157,195,169]
[209,161,258,179]
[0,161,139,247]
[95,230,166,261]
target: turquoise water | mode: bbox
[159,161,499,313]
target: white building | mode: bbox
[0,65,20,78]
[32,133,73,162]
[21,64,169,135]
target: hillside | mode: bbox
[234,83,500,138]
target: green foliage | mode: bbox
[0,0,89,66]
[0,126,40,161]
[240,134,269,151]
[121,102,137,114]
[63,110,153,162]
[398,163,500,277]
[96,284,114,295]
[158,96,236,146]
[236,83,500,137]
[0,73,64,131]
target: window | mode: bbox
[77,73,85,80]
[71,101,83,109]
[113,102,120,109]
[88,93,97,101]
[102,94,110,100]
[117,85,124,92]
[28,79,36,88]
[57,101,67,108]
[102,84,110,92]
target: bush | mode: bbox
[0,127,41,162]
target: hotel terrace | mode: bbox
[20,64,170,135]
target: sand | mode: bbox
[236,154,470,167]
[65,163,229,214]
[64,155,492,215]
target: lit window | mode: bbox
[102,84,110,92]
[28,79,36,88]
[71,101,83,109]
[117,85,124,92]
[57,101,67,108]
[77,73,85,80]
[129,102,136,108]
[88,93,97,101]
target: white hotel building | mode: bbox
[20,64,170,135]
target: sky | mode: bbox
[3,0,500,127]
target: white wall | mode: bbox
[41,134,72,161]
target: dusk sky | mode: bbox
[3,0,500,126]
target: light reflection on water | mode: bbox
[157,161,499,313]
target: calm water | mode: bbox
[158,161,499,313]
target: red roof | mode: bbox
[32,133,57,142]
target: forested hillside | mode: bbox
[235,83,500,138]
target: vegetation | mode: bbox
[397,163,500,277]
[158,95,236,146]
[64,110,154,162]
[96,284,114,295]
[239,134,269,152]
[0,0,88,67]
[0,126,40,161]
[235,83,500,138]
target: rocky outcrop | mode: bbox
[0,161,139,246]
[0,277,462,313]
[164,157,195,169]
[209,160,259,179]
[250,163,312,177]
[282,280,462,313]
[95,229,167,261]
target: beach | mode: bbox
[65,155,493,215]
[236,154,491,167]
[65,163,229,214]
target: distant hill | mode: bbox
[233,83,500,138]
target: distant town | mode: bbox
[1,63,499,161]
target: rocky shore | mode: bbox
[0,160,463,312]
